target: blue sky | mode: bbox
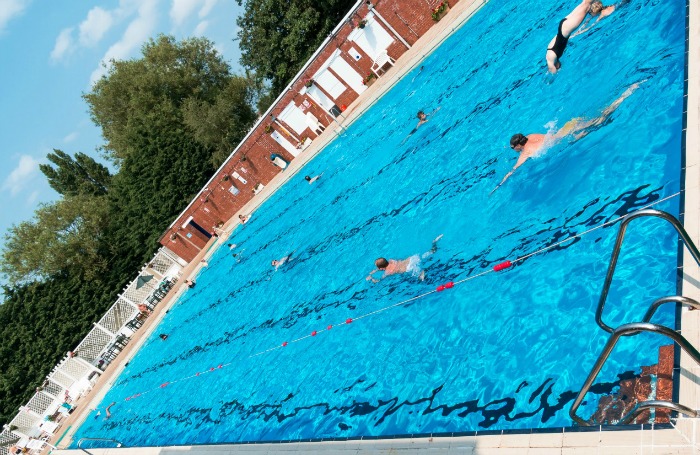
[0,0,244,250]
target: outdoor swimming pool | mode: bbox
[72,0,686,446]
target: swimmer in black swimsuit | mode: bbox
[546,0,594,73]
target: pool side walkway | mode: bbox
[52,424,699,454]
[49,0,700,451]
[677,0,700,444]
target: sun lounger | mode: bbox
[232,171,247,184]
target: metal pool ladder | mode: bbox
[77,437,124,454]
[569,209,700,425]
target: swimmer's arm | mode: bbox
[366,269,381,283]
[491,155,527,194]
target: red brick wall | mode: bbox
[160,0,463,262]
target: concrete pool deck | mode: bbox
[50,0,700,451]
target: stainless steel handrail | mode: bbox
[642,295,700,322]
[619,400,699,424]
[596,209,700,333]
[569,322,700,426]
[77,437,124,454]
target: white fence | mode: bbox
[0,247,183,454]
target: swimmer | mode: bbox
[546,0,594,73]
[93,410,101,419]
[492,82,642,192]
[271,253,292,270]
[228,243,237,250]
[415,107,440,129]
[304,173,323,184]
[105,402,116,419]
[571,0,624,37]
[402,107,441,143]
[184,279,196,288]
[159,334,169,340]
[200,259,209,267]
[367,235,443,283]
[239,214,250,224]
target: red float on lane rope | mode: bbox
[436,281,454,292]
[160,382,169,388]
[282,341,288,347]
[327,325,333,330]
[311,331,317,336]
[346,318,353,324]
[493,260,512,272]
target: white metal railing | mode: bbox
[0,247,183,454]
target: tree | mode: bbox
[39,150,112,197]
[236,0,356,95]
[183,76,257,167]
[0,195,109,284]
[84,35,233,163]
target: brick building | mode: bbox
[161,0,455,262]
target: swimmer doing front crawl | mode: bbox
[492,81,643,193]
[367,235,443,283]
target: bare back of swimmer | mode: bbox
[493,82,643,191]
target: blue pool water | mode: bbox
[73,0,686,446]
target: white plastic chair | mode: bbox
[371,50,395,76]
[305,112,326,135]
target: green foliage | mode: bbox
[183,76,257,167]
[1,195,109,284]
[0,273,118,425]
[84,35,232,163]
[236,0,356,95]
[0,34,258,426]
[39,150,112,197]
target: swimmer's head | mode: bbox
[417,110,426,120]
[589,1,604,15]
[305,176,311,181]
[375,258,390,269]
[510,133,528,152]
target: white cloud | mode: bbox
[79,7,114,47]
[199,0,217,18]
[0,0,28,34]
[170,0,216,28]
[90,0,160,84]
[63,132,79,143]
[170,0,199,27]
[50,27,74,63]
[26,190,39,206]
[2,155,42,197]
[193,20,208,36]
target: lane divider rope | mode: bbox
[118,191,681,403]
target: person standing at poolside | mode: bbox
[546,0,594,73]
[367,235,443,283]
[493,82,642,192]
